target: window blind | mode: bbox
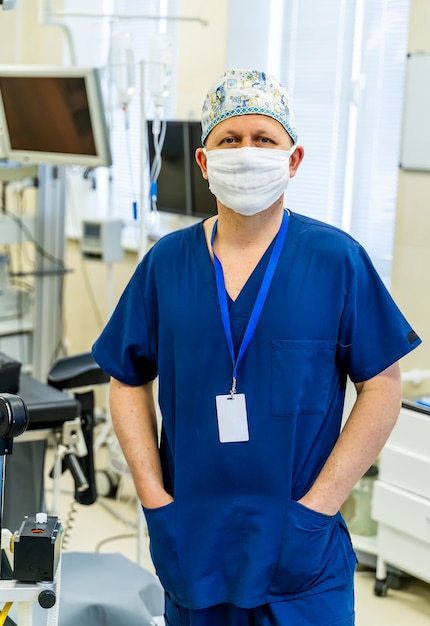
[347,0,410,283]
[277,0,410,285]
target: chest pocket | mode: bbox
[271,339,336,418]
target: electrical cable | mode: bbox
[1,189,69,284]
[18,185,67,367]
[0,185,33,364]
[94,533,137,554]
[76,257,105,331]
[0,603,12,626]
[96,494,138,530]
[1,207,66,270]
[61,499,79,551]
[1,187,69,365]
[11,189,25,362]
[64,170,105,331]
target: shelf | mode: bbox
[0,164,37,182]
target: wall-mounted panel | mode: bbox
[400,53,430,171]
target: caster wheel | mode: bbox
[374,578,388,597]
[95,469,118,498]
[387,573,402,590]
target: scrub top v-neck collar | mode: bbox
[195,213,287,358]
[196,216,283,306]
[195,212,289,364]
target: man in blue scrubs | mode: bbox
[92,69,421,625]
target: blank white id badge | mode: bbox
[216,393,249,443]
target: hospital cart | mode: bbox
[371,400,430,596]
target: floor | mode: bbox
[40,445,430,625]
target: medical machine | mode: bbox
[146,119,216,219]
[81,218,124,263]
[0,65,112,168]
[0,392,61,626]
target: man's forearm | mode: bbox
[109,377,173,508]
[298,362,402,516]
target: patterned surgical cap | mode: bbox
[200,68,297,145]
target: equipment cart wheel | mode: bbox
[95,469,118,498]
[374,578,388,597]
[386,572,403,590]
[374,555,405,596]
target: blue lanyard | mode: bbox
[211,210,290,396]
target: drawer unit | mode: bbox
[371,401,430,595]
[372,481,430,545]
[377,524,430,583]
[385,405,430,457]
[379,446,430,499]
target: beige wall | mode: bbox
[0,2,63,63]
[176,0,228,119]
[63,241,138,355]
[391,0,430,397]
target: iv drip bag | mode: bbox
[110,31,135,108]
[148,32,173,106]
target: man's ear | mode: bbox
[290,145,305,179]
[195,147,208,180]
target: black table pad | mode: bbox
[18,373,80,429]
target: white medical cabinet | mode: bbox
[371,400,430,595]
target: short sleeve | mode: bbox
[92,261,158,386]
[337,245,421,382]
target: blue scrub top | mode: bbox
[93,212,420,610]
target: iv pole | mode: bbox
[38,0,207,259]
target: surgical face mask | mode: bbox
[203,145,296,216]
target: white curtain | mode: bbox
[227,0,410,285]
[280,0,409,285]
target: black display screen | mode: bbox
[147,120,216,218]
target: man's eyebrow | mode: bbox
[213,126,240,136]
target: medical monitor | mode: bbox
[147,120,216,218]
[0,65,112,167]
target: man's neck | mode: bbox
[214,199,285,249]
[202,199,286,301]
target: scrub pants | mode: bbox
[164,579,355,625]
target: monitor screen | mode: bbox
[188,121,217,217]
[147,120,216,218]
[0,65,112,168]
